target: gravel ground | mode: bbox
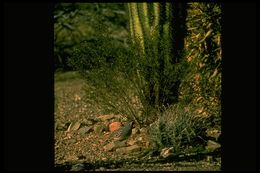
[54,71,221,171]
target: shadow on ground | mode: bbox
[55,149,220,171]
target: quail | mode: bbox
[105,121,133,144]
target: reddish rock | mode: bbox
[109,122,122,132]
[103,142,115,152]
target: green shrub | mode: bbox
[148,104,210,153]
[67,2,221,129]
[68,32,147,124]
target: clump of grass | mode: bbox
[80,67,144,123]
[148,104,210,153]
[67,28,147,124]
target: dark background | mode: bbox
[4,2,256,171]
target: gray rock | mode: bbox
[67,122,81,132]
[56,123,67,131]
[127,138,136,146]
[132,128,140,135]
[206,140,221,151]
[70,163,85,171]
[82,118,95,125]
[140,128,147,134]
[68,138,77,144]
[94,123,108,134]
[103,140,127,152]
[78,126,92,135]
[87,116,99,123]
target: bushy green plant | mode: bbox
[68,29,145,123]
[67,2,221,129]
[67,12,186,124]
[54,3,128,71]
[148,104,210,152]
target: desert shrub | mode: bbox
[178,2,221,124]
[67,2,221,129]
[148,104,210,153]
[68,30,148,124]
[68,19,186,125]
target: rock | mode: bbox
[56,123,67,131]
[137,137,143,142]
[131,128,140,135]
[206,140,221,151]
[140,128,147,134]
[70,163,85,171]
[115,145,141,154]
[65,154,78,161]
[127,138,136,146]
[145,141,150,148]
[206,128,221,141]
[97,114,117,121]
[160,147,174,158]
[99,167,106,171]
[65,122,71,128]
[101,157,107,161]
[94,123,107,134]
[113,140,127,148]
[78,126,92,135]
[67,122,81,132]
[108,122,122,132]
[82,118,95,125]
[103,142,115,152]
[103,140,127,152]
[87,116,99,123]
[74,94,81,102]
[68,138,77,144]
[206,155,214,162]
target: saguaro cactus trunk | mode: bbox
[127,2,187,111]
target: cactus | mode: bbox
[127,2,187,111]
